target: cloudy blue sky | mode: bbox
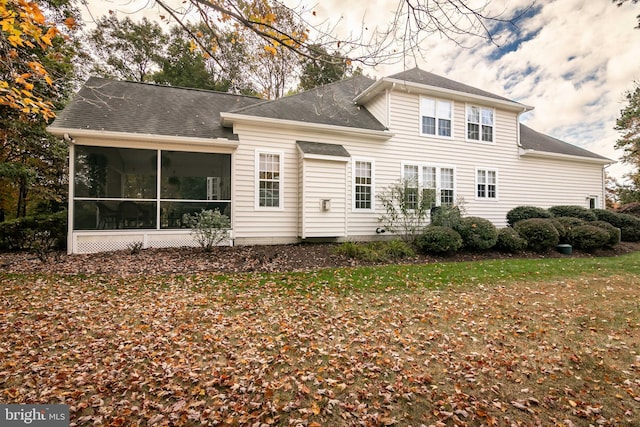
[83,0,640,181]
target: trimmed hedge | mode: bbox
[416,226,463,255]
[506,206,552,226]
[496,227,528,253]
[0,211,67,251]
[513,218,560,252]
[548,205,597,221]
[590,209,640,242]
[454,216,498,251]
[566,224,610,251]
[590,220,621,247]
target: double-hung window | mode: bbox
[257,151,283,209]
[476,168,497,200]
[467,105,494,142]
[421,97,452,137]
[402,163,455,207]
[354,160,373,210]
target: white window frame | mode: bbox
[587,195,599,209]
[353,158,375,211]
[420,96,453,139]
[466,104,495,143]
[475,168,498,200]
[255,150,284,210]
[401,162,456,207]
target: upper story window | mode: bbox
[420,97,452,138]
[257,151,283,209]
[476,168,497,199]
[467,105,494,142]
[354,159,374,210]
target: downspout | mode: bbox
[64,134,75,254]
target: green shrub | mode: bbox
[454,216,497,251]
[183,209,230,251]
[430,205,462,229]
[592,208,620,225]
[591,209,640,242]
[382,239,416,260]
[616,213,640,242]
[548,205,597,221]
[590,221,621,247]
[513,218,560,252]
[334,240,415,262]
[553,217,585,242]
[506,206,552,226]
[334,241,365,259]
[566,225,610,251]
[0,211,67,251]
[416,226,463,255]
[547,218,567,241]
[496,227,528,253]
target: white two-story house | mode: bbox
[48,68,612,254]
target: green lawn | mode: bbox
[1,253,639,426]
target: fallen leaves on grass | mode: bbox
[1,271,638,426]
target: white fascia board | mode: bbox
[220,112,393,141]
[519,148,614,165]
[356,78,533,113]
[47,127,240,148]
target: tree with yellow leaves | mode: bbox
[1,0,81,219]
[0,0,71,119]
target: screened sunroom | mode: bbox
[68,145,232,253]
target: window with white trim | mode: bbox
[466,105,494,142]
[476,168,497,199]
[420,97,452,137]
[257,151,282,208]
[402,163,455,207]
[354,160,373,210]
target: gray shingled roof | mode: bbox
[388,67,513,103]
[231,75,387,131]
[49,77,263,140]
[297,141,351,158]
[519,124,610,161]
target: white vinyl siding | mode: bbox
[476,168,498,200]
[420,96,452,138]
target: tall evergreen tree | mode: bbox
[614,82,640,204]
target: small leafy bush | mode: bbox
[382,239,416,260]
[183,209,230,251]
[454,216,497,251]
[591,209,640,241]
[548,218,567,241]
[506,206,552,226]
[554,217,585,242]
[566,225,610,251]
[496,227,528,253]
[416,226,463,255]
[514,218,560,252]
[430,205,462,229]
[0,211,67,252]
[616,213,640,242]
[590,221,621,247]
[548,205,597,221]
[334,240,415,262]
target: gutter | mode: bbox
[47,127,240,148]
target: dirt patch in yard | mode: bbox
[2,241,640,276]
